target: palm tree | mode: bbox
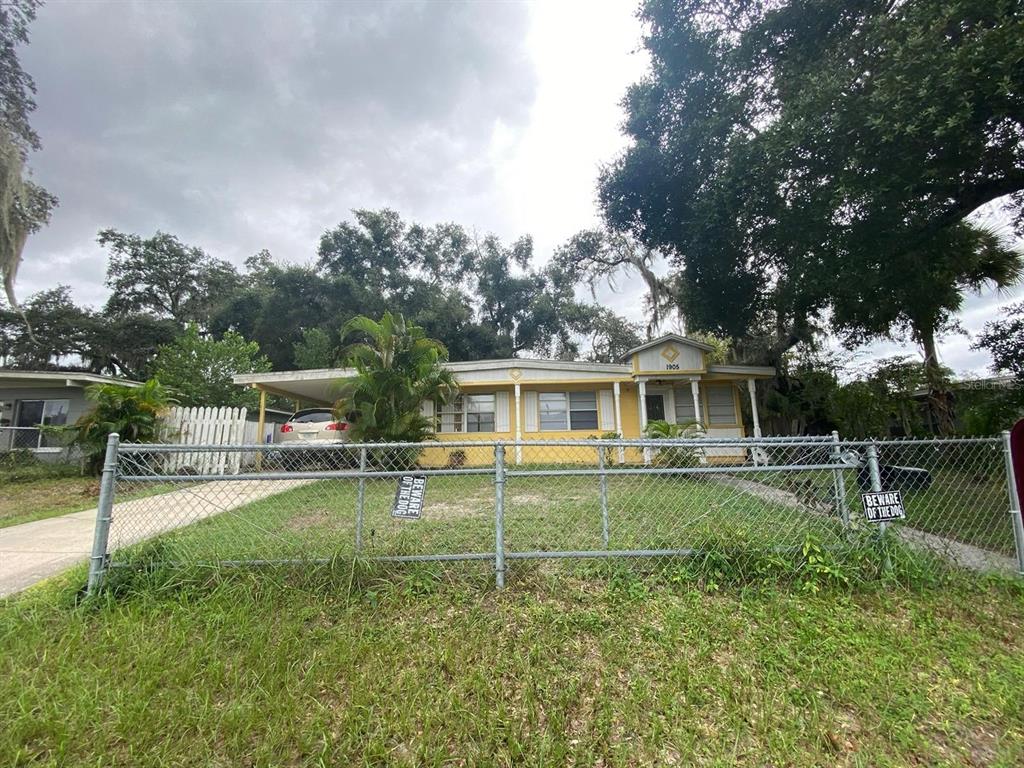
[74,379,178,472]
[333,311,458,444]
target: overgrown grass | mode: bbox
[0,476,179,530]
[2,566,1023,766]
[0,477,101,529]
[110,473,853,568]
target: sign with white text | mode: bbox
[392,475,426,520]
[861,490,906,523]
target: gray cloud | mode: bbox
[18,0,536,306]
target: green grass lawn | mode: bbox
[750,441,1015,556]
[110,473,852,573]
[0,476,179,530]
[2,568,1023,766]
[0,477,104,529]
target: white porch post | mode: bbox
[613,381,624,464]
[638,378,651,465]
[514,383,522,465]
[690,378,702,427]
[746,378,762,438]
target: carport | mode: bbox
[234,368,353,443]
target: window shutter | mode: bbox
[523,391,538,432]
[598,389,615,431]
[420,399,435,431]
[495,391,510,433]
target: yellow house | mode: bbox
[233,334,775,465]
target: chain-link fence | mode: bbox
[86,434,1024,594]
[0,426,76,454]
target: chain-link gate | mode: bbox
[86,433,1024,594]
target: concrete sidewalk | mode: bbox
[0,480,309,598]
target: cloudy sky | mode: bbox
[16,0,1019,375]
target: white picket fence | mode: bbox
[161,406,264,475]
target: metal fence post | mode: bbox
[495,443,506,589]
[86,433,120,596]
[865,441,891,573]
[830,430,849,528]
[1001,431,1024,577]
[598,444,609,548]
[355,446,367,555]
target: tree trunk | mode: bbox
[918,323,954,435]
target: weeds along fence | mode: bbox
[86,434,1024,594]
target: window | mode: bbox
[539,392,567,431]
[16,399,69,428]
[291,409,334,423]
[439,395,495,433]
[569,391,598,430]
[705,385,736,425]
[465,394,495,433]
[674,387,696,422]
[538,391,599,431]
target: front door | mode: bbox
[644,393,666,422]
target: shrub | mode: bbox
[644,419,705,467]
[74,379,178,473]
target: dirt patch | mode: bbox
[426,492,494,520]
[285,509,340,531]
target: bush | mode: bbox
[74,379,178,473]
[644,419,705,467]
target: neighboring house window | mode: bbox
[439,394,495,433]
[15,399,70,427]
[539,391,599,430]
[705,385,736,425]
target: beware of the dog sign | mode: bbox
[392,475,426,520]
[861,490,906,523]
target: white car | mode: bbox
[278,408,350,444]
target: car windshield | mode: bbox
[290,409,335,423]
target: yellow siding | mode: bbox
[419,381,647,466]
[415,379,746,466]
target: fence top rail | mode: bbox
[118,435,840,453]
[844,436,1002,447]
[115,434,1005,453]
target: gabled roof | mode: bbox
[619,333,716,361]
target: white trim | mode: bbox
[747,378,762,438]
[598,389,615,431]
[513,383,522,464]
[706,364,775,377]
[690,378,702,426]
[612,381,624,464]
[523,391,539,432]
[495,391,510,432]
[620,333,716,360]
[0,370,142,388]
[638,380,650,465]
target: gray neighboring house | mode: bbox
[0,370,141,454]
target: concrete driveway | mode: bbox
[0,480,310,598]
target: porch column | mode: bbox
[638,378,651,465]
[514,383,522,465]
[747,378,762,438]
[613,381,624,464]
[255,387,267,470]
[690,378,703,427]
[638,379,648,430]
